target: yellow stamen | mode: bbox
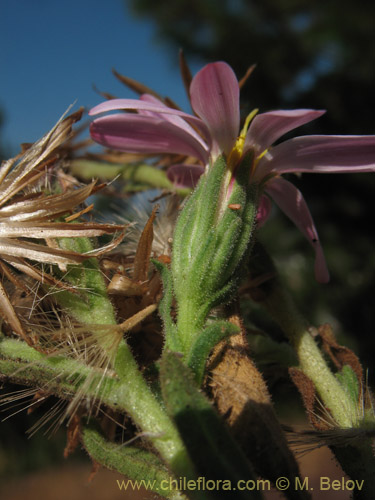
[250,149,268,178]
[227,108,259,170]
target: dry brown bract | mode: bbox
[0,108,125,345]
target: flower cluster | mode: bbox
[1,59,374,499]
[90,62,375,282]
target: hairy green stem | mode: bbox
[113,342,197,476]
[44,236,195,476]
[263,281,358,427]
[250,243,359,428]
[0,336,196,480]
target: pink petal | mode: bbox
[245,109,325,155]
[190,62,240,156]
[167,164,205,188]
[261,135,375,175]
[90,114,209,163]
[265,177,330,283]
[138,94,168,119]
[256,194,272,228]
[89,98,210,140]
[139,94,209,151]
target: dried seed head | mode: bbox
[0,109,125,340]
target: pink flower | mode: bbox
[90,62,375,283]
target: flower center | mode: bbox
[227,109,258,170]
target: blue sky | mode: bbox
[1,0,202,153]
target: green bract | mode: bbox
[158,153,258,380]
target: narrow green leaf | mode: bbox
[171,170,207,278]
[70,160,175,190]
[54,236,117,326]
[194,155,226,235]
[335,365,360,406]
[82,425,183,500]
[152,259,181,352]
[172,155,226,281]
[187,321,240,384]
[160,351,262,499]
